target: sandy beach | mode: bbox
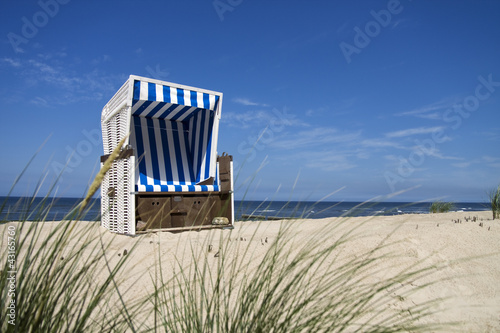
[2,210,499,332]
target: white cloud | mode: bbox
[304,153,356,172]
[271,128,361,150]
[360,138,404,149]
[395,98,459,119]
[232,97,269,107]
[223,110,274,128]
[91,54,111,65]
[2,57,21,67]
[482,156,500,163]
[482,156,500,168]
[7,55,125,105]
[385,126,445,138]
[30,97,49,107]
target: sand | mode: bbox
[2,210,499,332]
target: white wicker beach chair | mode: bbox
[100,75,234,235]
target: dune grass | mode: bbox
[488,185,500,220]
[149,218,447,332]
[429,201,454,213]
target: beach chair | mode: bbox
[100,75,234,235]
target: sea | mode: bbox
[0,196,490,222]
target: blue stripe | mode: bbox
[214,163,219,186]
[146,118,161,186]
[133,80,140,101]
[148,82,156,101]
[204,112,215,179]
[159,120,174,183]
[158,104,179,119]
[203,93,210,110]
[132,101,152,115]
[146,102,166,118]
[171,106,194,121]
[179,122,195,183]
[190,91,198,107]
[177,88,184,106]
[213,97,220,111]
[133,116,152,191]
[163,85,171,103]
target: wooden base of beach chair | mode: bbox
[135,192,232,231]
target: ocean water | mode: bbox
[0,196,490,222]
[236,200,490,220]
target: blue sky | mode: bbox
[1,0,499,202]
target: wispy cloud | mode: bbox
[385,126,445,138]
[232,97,269,107]
[480,128,500,142]
[360,138,404,149]
[482,156,500,168]
[1,57,21,67]
[303,152,357,172]
[223,110,276,128]
[395,98,459,120]
[271,128,361,150]
[4,53,126,106]
[91,54,111,65]
[482,156,500,163]
[413,145,461,160]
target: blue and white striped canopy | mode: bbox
[129,78,222,192]
[132,80,220,120]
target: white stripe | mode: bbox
[165,121,179,184]
[138,101,160,117]
[176,106,197,122]
[183,89,191,106]
[151,103,173,118]
[153,184,161,192]
[192,112,201,178]
[197,92,203,108]
[164,104,185,120]
[209,112,219,178]
[209,94,216,110]
[140,81,148,100]
[170,87,178,104]
[132,100,145,114]
[137,184,146,192]
[176,122,192,182]
[153,118,167,186]
[156,84,163,102]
